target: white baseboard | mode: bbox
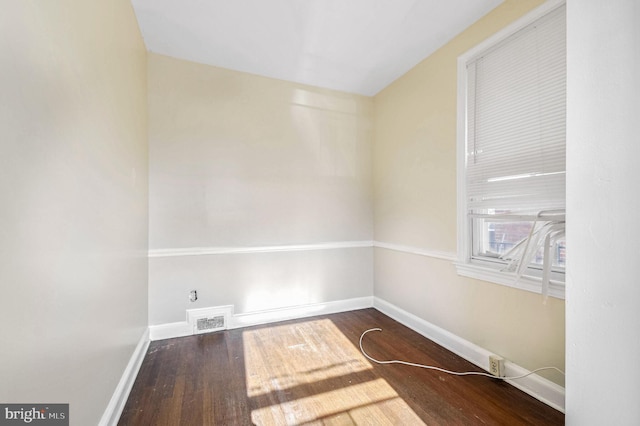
[99,328,150,426]
[373,297,565,413]
[231,296,373,329]
[149,321,192,341]
[149,296,373,341]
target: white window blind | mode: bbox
[466,4,566,215]
[456,1,566,298]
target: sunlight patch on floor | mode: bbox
[250,378,425,425]
[242,318,425,425]
[243,319,371,397]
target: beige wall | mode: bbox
[0,1,148,424]
[373,0,565,385]
[148,54,373,324]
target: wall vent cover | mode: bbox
[187,305,233,335]
[196,316,225,332]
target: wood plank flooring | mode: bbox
[119,309,564,425]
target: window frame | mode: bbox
[455,0,566,299]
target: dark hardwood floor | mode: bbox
[119,309,564,425]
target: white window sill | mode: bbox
[454,261,565,300]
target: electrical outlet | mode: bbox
[189,290,198,302]
[489,355,505,377]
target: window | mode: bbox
[455,1,566,298]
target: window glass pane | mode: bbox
[472,218,565,270]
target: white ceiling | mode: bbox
[131,0,502,96]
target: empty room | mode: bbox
[2,0,639,425]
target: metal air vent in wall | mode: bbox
[187,305,233,335]
[196,315,225,333]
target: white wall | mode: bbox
[0,2,148,425]
[566,0,640,423]
[148,54,373,325]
